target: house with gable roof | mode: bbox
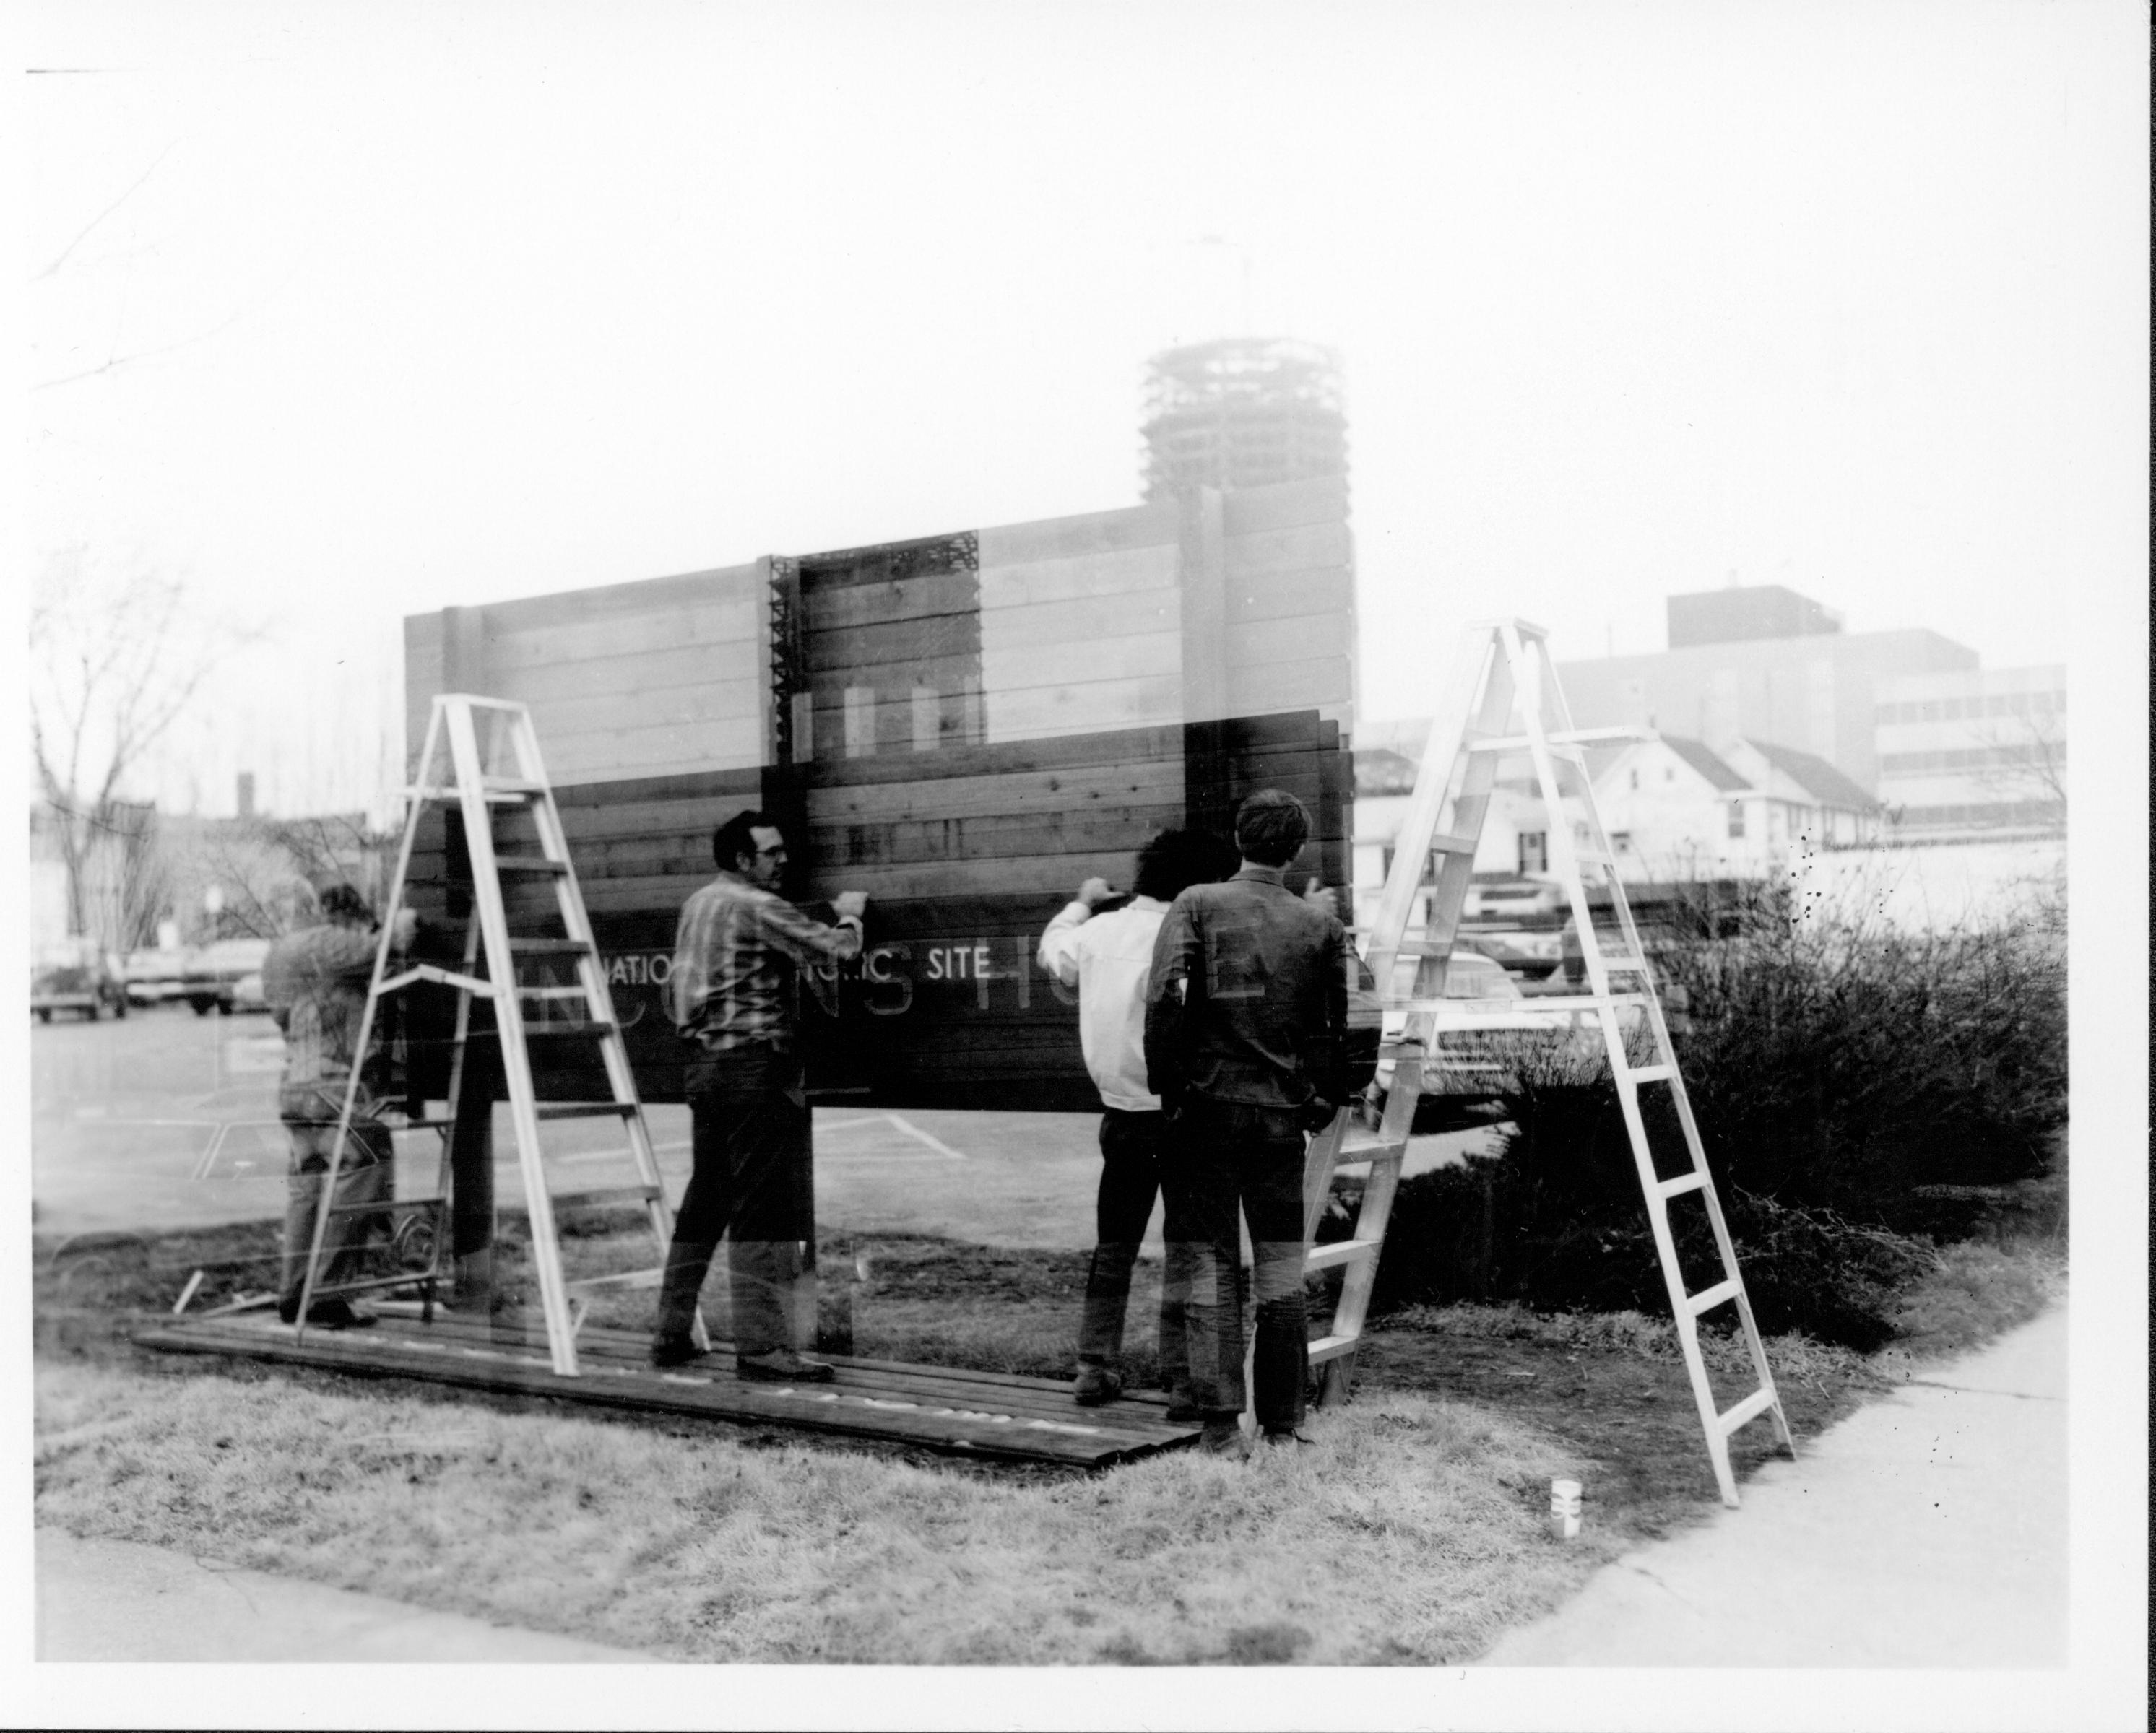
[1720,739,1882,852]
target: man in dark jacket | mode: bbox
[1143,789,1374,1455]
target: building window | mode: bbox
[1518,831,1547,875]
[1629,769,1639,790]
[1726,802,1746,839]
[1613,832,1632,854]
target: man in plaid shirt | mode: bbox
[652,811,867,1377]
[261,883,412,1329]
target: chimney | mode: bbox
[237,772,256,820]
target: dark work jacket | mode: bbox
[1143,864,1374,1113]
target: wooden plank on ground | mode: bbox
[133,1316,1188,1466]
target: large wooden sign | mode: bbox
[401,477,1356,1111]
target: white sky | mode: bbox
[20,0,2149,818]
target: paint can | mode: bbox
[1549,1478,1583,1539]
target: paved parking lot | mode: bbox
[31,1007,1492,1255]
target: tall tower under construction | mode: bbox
[1140,337,1348,502]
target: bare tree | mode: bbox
[28,550,248,946]
[1970,708,2067,819]
[173,811,394,941]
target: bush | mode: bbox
[1655,874,2066,1224]
[1346,877,2066,1349]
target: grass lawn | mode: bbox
[32,1184,2064,1665]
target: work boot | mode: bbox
[649,1334,708,1368]
[1263,1428,1316,1449]
[303,1299,376,1330]
[649,1238,716,1364]
[735,1347,835,1383]
[1195,1419,1250,1459]
[1072,1365,1124,1407]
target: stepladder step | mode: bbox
[534,1101,638,1121]
[1718,1386,1778,1436]
[1303,1237,1383,1272]
[1686,1277,1740,1316]
[542,1184,667,1212]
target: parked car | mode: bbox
[121,947,190,1006]
[1457,926,1564,981]
[31,939,128,1022]
[182,937,275,1015]
[1372,949,1645,1132]
[1460,877,1566,924]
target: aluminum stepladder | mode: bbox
[293,693,701,1376]
[1300,619,1793,1507]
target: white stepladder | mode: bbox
[1299,619,1794,1507]
[293,694,702,1376]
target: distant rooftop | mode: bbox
[1666,584,1843,649]
[1744,739,1879,810]
[1659,735,1751,793]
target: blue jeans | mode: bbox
[1160,1098,1310,1431]
[1078,1108,1192,1397]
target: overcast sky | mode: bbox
[22,1,2147,819]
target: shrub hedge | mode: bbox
[1347,875,2066,1349]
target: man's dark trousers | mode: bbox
[1078,1107,1190,1389]
[1160,1097,1309,1433]
[656,1048,814,1356]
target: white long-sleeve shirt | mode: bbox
[1036,895,1168,1112]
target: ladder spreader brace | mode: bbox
[292,693,703,1376]
[1297,618,1794,1507]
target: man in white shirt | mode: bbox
[1039,828,1237,1410]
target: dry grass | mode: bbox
[33,1190,2064,1664]
[35,1358,1603,1665]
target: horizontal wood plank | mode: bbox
[485,599,762,674]
[982,631,1183,692]
[803,802,1185,867]
[1220,473,1350,537]
[976,542,1180,611]
[493,650,764,709]
[1223,658,1354,718]
[545,718,766,785]
[464,562,766,635]
[974,503,1179,568]
[1222,517,1353,578]
[1226,565,1353,625]
[983,675,1185,742]
[802,568,982,632]
[805,760,1183,825]
[1225,612,1354,669]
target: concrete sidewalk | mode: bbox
[35,1529,654,1662]
[1483,1306,2068,1667]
